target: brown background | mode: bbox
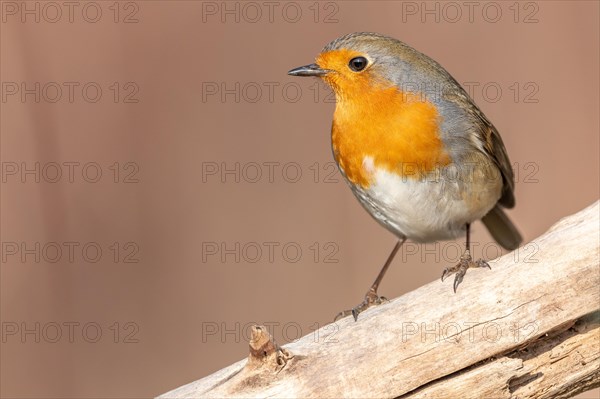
[1,1,598,397]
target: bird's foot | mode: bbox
[334,288,388,322]
[441,250,490,292]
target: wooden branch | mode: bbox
[159,202,600,399]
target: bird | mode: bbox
[288,32,522,321]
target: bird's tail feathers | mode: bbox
[482,205,522,250]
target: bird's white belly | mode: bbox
[350,157,498,242]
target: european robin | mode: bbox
[288,32,522,321]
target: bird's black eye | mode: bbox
[349,56,368,72]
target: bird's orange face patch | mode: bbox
[316,49,451,188]
[316,49,379,97]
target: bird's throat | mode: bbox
[331,86,451,188]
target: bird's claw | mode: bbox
[334,289,388,322]
[441,251,490,292]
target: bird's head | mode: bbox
[288,32,416,101]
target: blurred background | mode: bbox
[1,1,598,397]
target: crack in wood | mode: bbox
[508,371,543,393]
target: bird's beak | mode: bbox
[288,63,329,77]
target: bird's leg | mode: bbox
[441,223,491,292]
[335,237,406,322]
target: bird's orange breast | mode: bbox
[331,84,451,188]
